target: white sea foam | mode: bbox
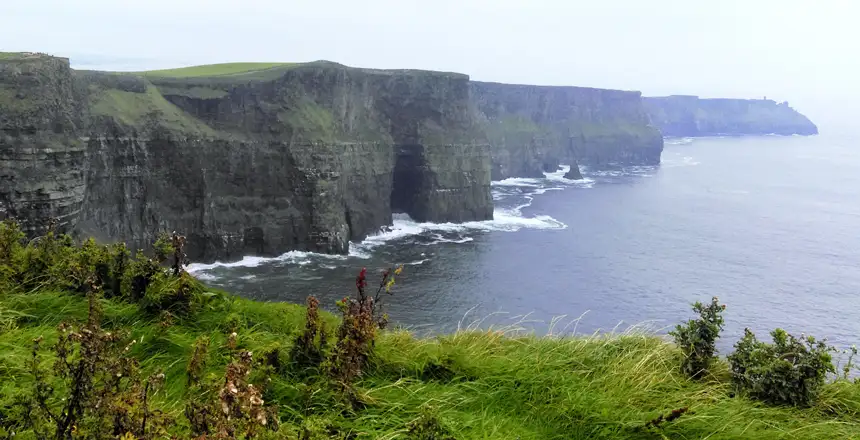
[347,208,567,257]
[531,187,564,195]
[493,177,542,187]
[421,234,474,245]
[544,165,575,183]
[192,272,220,282]
[545,165,597,188]
[406,259,429,266]
[188,256,273,272]
[665,137,695,145]
[347,246,372,259]
[188,250,348,273]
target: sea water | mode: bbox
[190,134,860,350]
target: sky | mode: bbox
[2,0,856,129]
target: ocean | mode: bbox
[189,133,860,351]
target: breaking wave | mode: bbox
[190,163,607,276]
[188,250,347,274]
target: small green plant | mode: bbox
[669,296,725,379]
[838,345,859,381]
[728,328,835,406]
[406,407,456,440]
[290,296,328,373]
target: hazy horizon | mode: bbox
[3,0,856,131]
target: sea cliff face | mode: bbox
[1,53,666,262]
[0,54,493,262]
[644,95,818,137]
[470,82,664,180]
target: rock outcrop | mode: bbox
[644,95,818,137]
[470,82,664,180]
[0,54,492,262]
[0,54,88,237]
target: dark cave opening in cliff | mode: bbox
[390,145,425,217]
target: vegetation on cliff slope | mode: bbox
[1,221,860,439]
[89,84,217,135]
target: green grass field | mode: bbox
[0,52,49,61]
[3,285,860,439]
[138,62,297,78]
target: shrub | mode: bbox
[18,227,76,290]
[290,296,328,373]
[140,270,205,316]
[185,344,280,438]
[329,290,376,389]
[7,288,170,439]
[728,328,835,406]
[106,243,131,297]
[0,219,25,284]
[328,266,403,389]
[0,221,196,312]
[669,297,726,379]
[63,238,112,293]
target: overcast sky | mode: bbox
[2,0,855,128]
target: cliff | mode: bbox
[644,95,818,137]
[1,53,668,262]
[0,54,492,262]
[470,82,664,180]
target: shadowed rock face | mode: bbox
[470,81,664,180]
[0,55,87,236]
[644,95,818,137]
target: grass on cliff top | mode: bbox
[0,52,48,61]
[89,83,217,135]
[138,62,298,78]
[4,285,860,439]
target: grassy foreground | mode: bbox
[0,224,859,438]
[3,289,860,439]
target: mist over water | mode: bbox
[190,134,860,350]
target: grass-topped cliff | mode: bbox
[1,51,665,265]
[1,222,860,439]
[470,81,663,178]
[0,53,492,263]
[644,95,819,137]
[137,62,297,78]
